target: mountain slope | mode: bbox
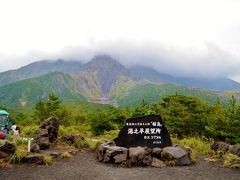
[130,65,240,91]
[0,59,82,86]
[80,55,131,97]
[111,82,231,107]
[0,72,85,108]
[1,55,240,108]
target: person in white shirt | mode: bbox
[11,123,16,131]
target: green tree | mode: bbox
[131,100,156,117]
[34,93,62,121]
[160,95,208,137]
[90,112,115,135]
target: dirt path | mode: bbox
[0,150,239,180]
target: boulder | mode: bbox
[129,147,152,166]
[152,148,162,159]
[0,142,16,159]
[97,141,116,161]
[229,144,240,156]
[40,117,59,143]
[30,143,40,153]
[38,137,50,149]
[37,129,49,137]
[0,142,16,155]
[151,157,166,168]
[24,154,44,164]
[59,135,85,144]
[31,117,59,150]
[114,153,128,163]
[161,149,174,161]
[96,141,193,167]
[97,142,128,163]
[162,147,192,165]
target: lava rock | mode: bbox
[162,147,192,165]
[30,143,40,153]
[0,142,16,159]
[151,157,166,168]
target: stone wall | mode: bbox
[97,141,192,167]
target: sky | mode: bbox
[0,0,240,81]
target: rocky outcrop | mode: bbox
[0,142,16,159]
[211,142,240,156]
[31,117,59,152]
[97,141,193,167]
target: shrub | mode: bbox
[90,112,115,135]
[224,153,240,168]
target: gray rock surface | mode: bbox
[151,157,166,168]
[0,142,16,159]
[152,148,162,159]
[229,144,240,156]
[30,144,40,153]
[97,141,193,167]
[162,147,192,165]
[31,117,59,151]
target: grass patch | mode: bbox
[14,139,28,146]
[85,139,100,150]
[224,153,240,168]
[43,155,54,166]
[10,148,28,164]
[22,125,39,137]
[58,125,92,137]
[172,136,213,162]
[173,136,212,155]
[74,139,90,149]
[97,130,120,141]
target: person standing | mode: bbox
[13,126,20,140]
[3,125,9,140]
[11,123,16,131]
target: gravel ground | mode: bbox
[0,150,239,180]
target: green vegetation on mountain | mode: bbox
[112,83,231,107]
[0,72,85,108]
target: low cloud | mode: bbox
[57,40,240,78]
[1,41,240,80]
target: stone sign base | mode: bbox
[97,141,193,167]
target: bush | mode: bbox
[90,112,115,135]
[224,153,240,168]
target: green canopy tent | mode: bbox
[0,110,10,129]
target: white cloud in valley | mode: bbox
[0,0,240,81]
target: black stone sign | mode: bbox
[114,115,172,148]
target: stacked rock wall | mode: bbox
[97,141,192,167]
